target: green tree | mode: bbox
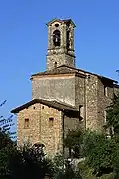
[0,130,54,179]
[64,129,83,158]
[0,130,15,179]
[9,144,54,179]
[0,100,16,140]
[82,130,115,176]
[105,92,119,136]
[64,129,118,177]
[53,153,82,179]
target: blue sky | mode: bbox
[0,0,119,119]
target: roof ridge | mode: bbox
[31,65,117,83]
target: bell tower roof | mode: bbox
[47,18,76,28]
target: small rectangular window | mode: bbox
[24,118,29,129]
[49,117,54,127]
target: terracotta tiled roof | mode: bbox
[31,65,117,83]
[31,65,85,78]
[11,99,78,113]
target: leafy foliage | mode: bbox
[9,145,54,179]
[53,153,82,179]
[63,92,119,178]
[64,129,83,158]
[0,130,54,179]
[78,161,114,179]
[0,131,15,179]
[0,130,13,150]
[0,100,16,139]
[105,93,119,136]
[82,130,115,176]
[64,130,119,177]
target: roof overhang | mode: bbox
[47,18,76,28]
[11,99,78,114]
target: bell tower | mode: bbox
[46,19,76,71]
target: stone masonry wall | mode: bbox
[64,115,81,137]
[97,79,114,132]
[74,72,99,131]
[75,75,85,129]
[46,53,75,71]
[84,74,114,132]
[48,20,75,53]
[75,73,116,132]
[32,75,76,106]
[85,74,98,131]
[114,85,119,95]
[47,20,75,70]
[40,104,63,157]
[75,75,85,108]
[17,103,41,146]
[17,103,63,157]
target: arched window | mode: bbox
[53,30,60,47]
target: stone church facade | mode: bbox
[11,18,118,157]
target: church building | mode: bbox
[11,19,118,157]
